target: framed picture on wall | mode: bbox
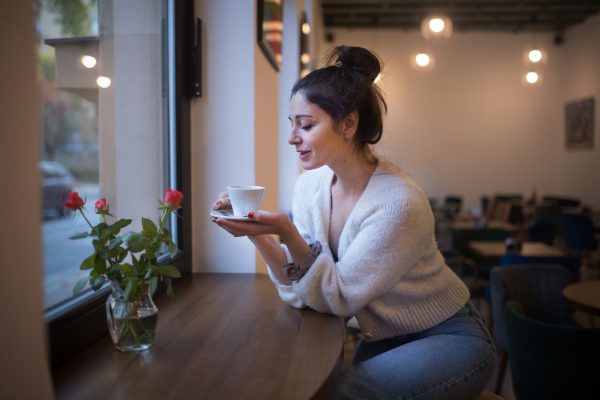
[565,97,594,149]
[257,0,283,72]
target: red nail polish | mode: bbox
[248,212,255,218]
[217,201,220,205]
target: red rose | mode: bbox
[164,189,183,209]
[64,192,85,211]
[95,198,107,211]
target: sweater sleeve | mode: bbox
[292,192,433,317]
[266,172,317,308]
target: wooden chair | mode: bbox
[476,390,504,400]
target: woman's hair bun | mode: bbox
[325,46,382,83]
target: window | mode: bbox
[37,0,193,369]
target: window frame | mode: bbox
[46,0,194,371]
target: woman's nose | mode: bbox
[288,130,301,145]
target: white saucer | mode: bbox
[210,209,270,221]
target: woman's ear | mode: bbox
[343,111,359,140]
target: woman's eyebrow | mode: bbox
[288,114,313,120]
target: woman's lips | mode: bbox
[298,151,310,160]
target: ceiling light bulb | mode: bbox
[429,19,444,33]
[529,50,542,62]
[302,22,311,35]
[526,72,538,83]
[416,54,430,66]
[96,76,111,88]
[301,53,310,64]
[81,55,96,68]
[374,74,381,83]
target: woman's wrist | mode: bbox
[277,217,297,244]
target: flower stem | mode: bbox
[156,207,171,237]
[79,208,94,229]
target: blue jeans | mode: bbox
[330,300,497,400]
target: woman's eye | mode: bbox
[300,125,312,130]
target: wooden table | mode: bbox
[563,280,600,317]
[53,274,345,400]
[468,241,567,259]
[452,220,520,232]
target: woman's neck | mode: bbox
[328,154,377,196]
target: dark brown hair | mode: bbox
[291,46,387,165]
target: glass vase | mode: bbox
[106,281,159,351]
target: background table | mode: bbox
[468,241,567,259]
[53,274,345,400]
[452,220,520,232]
[563,280,600,317]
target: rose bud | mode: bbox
[64,192,85,211]
[164,189,184,210]
[95,198,107,211]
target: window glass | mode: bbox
[37,0,170,309]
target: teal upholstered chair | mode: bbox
[504,300,600,400]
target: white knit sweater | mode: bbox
[267,160,470,342]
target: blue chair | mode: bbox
[489,264,575,394]
[500,252,581,281]
[560,213,599,251]
[527,218,557,246]
[504,300,600,400]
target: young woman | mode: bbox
[211,46,496,400]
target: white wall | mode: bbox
[192,0,281,273]
[0,2,55,399]
[324,17,600,210]
[278,0,302,216]
[560,14,600,207]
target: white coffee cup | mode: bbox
[227,185,265,217]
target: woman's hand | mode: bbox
[212,210,292,238]
[211,191,232,211]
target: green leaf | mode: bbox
[141,229,157,239]
[124,280,133,300]
[163,228,171,242]
[150,276,158,296]
[122,231,143,242]
[118,248,129,262]
[144,268,152,280]
[94,256,106,275]
[80,254,96,270]
[109,248,119,258]
[108,237,123,251]
[145,242,159,258]
[91,276,106,291]
[68,231,91,240]
[157,265,181,278]
[93,223,109,238]
[73,276,93,296]
[142,218,157,233]
[168,242,178,258]
[92,239,103,252]
[131,254,139,269]
[127,240,145,253]
[119,263,135,277]
[165,276,175,300]
[97,248,109,259]
[108,219,132,236]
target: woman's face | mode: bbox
[288,93,348,170]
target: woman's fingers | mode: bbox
[218,191,228,199]
[211,196,232,211]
